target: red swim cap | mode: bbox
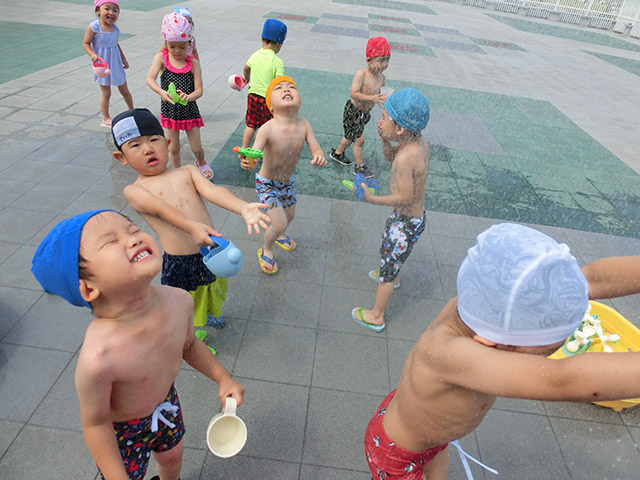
[366,37,390,59]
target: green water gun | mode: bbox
[195,329,217,355]
[233,146,263,169]
[168,82,188,106]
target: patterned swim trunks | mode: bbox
[342,99,371,141]
[246,93,273,129]
[256,173,297,210]
[99,383,185,480]
[379,210,426,282]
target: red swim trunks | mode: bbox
[365,390,448,479]
[245,93,273,128]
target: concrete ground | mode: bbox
[1,0,640,479]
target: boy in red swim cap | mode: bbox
[329,36,391,179]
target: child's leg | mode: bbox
[152,438,183,480]
[98,85,112,124]
[165,128,181,168]
[352,135,365,166]
[422,445,450,480]
[117,82,134,110]
[185,127,205,167]
[358,281,395,326]
[260,206,288,273]
[333,137,352,155]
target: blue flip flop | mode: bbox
[351,307,385,333]
[275,234,296,251]
[258,248,278,274]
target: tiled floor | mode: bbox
[1,1,640,479]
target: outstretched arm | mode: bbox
[123,184,218,246]
[582,256,640,299]
[188,166,270,234]
[304,119,326,166]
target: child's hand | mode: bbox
[372,93,385,107]
[176,89,189,102]
[189,221,219,246]
[311,154,326,167]
[219,378,245,409]
[90,54,98,62]
[239,155,258,170]
[361,182,373,202]
[161,90,175,104]
[240,203,271,234]
[123,59,130,69]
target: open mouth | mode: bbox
[283,93,293,100]
[131,249,152,263]
[147,157,158,166]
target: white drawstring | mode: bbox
[451,440,499,479]
[150,401,179,432]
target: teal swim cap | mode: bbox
[385,88,430,133]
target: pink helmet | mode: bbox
[162,12,192,42]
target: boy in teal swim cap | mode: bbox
[352,88,431,332]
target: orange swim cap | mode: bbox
[265,75,297,111]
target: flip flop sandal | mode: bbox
[100,121,111,128]
[195,160,214,180]
[368,269,400,289]
[258,248,278,274]
[275,234,296,251]
[351,307,385,333]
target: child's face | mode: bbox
[368,56,390,74]
[96,3,119,24]
[166,41,190,60]
[115,134,169,176]
[377,108,399,141]
[80,212,162,293]
[270,81,300,111]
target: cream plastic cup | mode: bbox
[206,397,247,457]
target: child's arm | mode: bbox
[362,155,413,207]
[82,25,98,62]
[146,52,175,104]
[183,323,245,406]
[75,359,130,480]
[583,256,640,299]
[176,58,203,103]
[433,301,640,402]
[242,64,251,86]
[117,43,129,69]
[123,184,218,246]
[187,167,271,234]
[350,70,384,106]
[303,119,327,167]
[191,38,200,61]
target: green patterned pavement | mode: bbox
[53,0,179,11]
[213,67,640,238]
[332,0,437,15]
[585,51,640,77]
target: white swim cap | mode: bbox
[457,223,588,346]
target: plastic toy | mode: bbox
[228,74,247,91]
[168,82,188,106]
[200,235,243,278]
[342,173,379,200]
[195,329,217,355]
[549,301,640,411]
[232,146,263,169]
[92,56,111,78]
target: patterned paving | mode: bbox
[213,67,640,239]
[53,0,178,11]
[585,50,640,77]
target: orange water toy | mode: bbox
[92,56,111,78]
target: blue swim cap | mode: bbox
[31,210,117,308]
[262,18,287,44]
[172,6,192,21]
[385,88,430,133]
[457,223,589,347]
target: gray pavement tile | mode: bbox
[303,464,371,479]
[318,284,378,335]
[562,228,621,257]
[387,338,413,386]
[302,388,381,472]
[200,454,300,479]
[609,294,640,327]
[385,296,445,340]
[59,188,128,217]
[40,163,106,190]
[312,330,389,394]
[0,286,42,341]
[476,409,570,479]
[543,400,624,424]
[286,217,331,251]
[0,343,73,422]
[0,159,60,183]
[249,278,322,328]
[11,182,81,214]
[145,447,208,480]
[426,210,478,238]
[329,199,386,229]
[0,178,36,207]
[192,317,247,373]
[0,425,95,480]
[607,234,640,255]
[550,416,640,479]
[30,356,81,431]
[437,263,459,299]
[3,293,91,352]
[0,240,21,266]
[430,234,476,267]
[0,420,22,459]
[261,245,328,284]
[492,396,546,415]
[219,378,309,462]
[234,322,316,385]
[222,274,260,318]
[394,259,446,300]
[0,244,40,289]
